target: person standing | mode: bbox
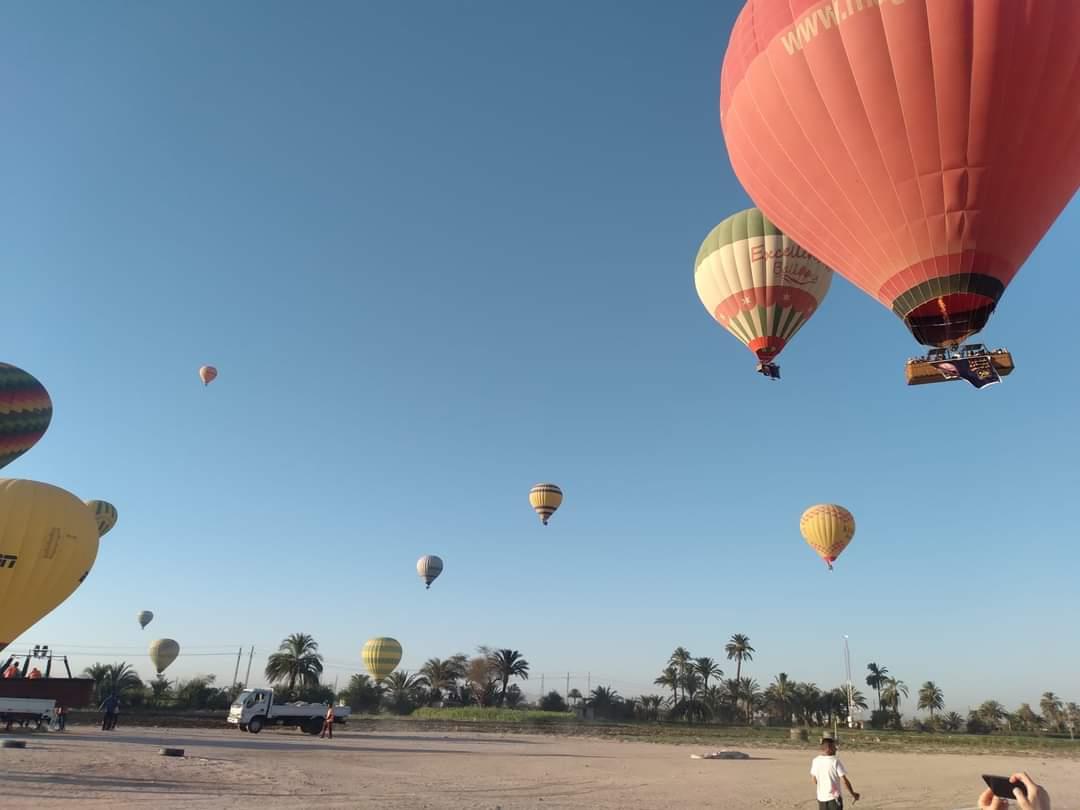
[3,659,20,678]
[320,703,334,739]
[100,693,119,731]
[54,703,66,732]
[810,733,859,809]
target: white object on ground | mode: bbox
[690,750,750,760]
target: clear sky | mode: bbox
[3,1,1077,714]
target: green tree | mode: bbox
[739,677,762,724]
[764,673,794,725]
[175,674,219,710]
[504,684,524,708]
[82,661,143,705]
[567,688,583,706]
[668,647,692,703]
[724,635,755,683]
[420,657,466,705]
[339,673,381,713]
[977,700,1006,730]
[1040,692,1064,732]
[148,674,174,708]
[539,691,568,712]
[881,678,908,715]
[694,657,723,691]
[654,666,679,711]
[917,681,945,720]
[487,649,529,707]
[264,633,323,694]
[1015,703,1041,732]
[383,671,428,715]
[865,663,889,711]
[942,711,964,732]
[586,685,620,720]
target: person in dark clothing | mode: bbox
[100,694,119,730]
[55,704,66,731]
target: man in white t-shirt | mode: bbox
[810,734,859,810]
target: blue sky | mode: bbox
[2,0,1077,713]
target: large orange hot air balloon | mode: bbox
[199,366,217,386]
[720,1,1080,349]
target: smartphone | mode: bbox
[982,775,1027,800]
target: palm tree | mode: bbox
[488,649,529,707]
[1041,692,1064,732]
[567,688,583,707]
[149,675,173,707]
[1015,703,1041,732]
[865,663,889,711]
[943,711,964,732]
[739,677,761,724]
[724,635,755,683]
[668,647,691,703]
[978,700,1006,729]
[264,633,323,694]
[654,666,679,710]
[586,685,620,719]
[420,657,465,705]
[676,669,705,724]
[694,657,723,691]
[383,671,428,714]
[792,682,821,727]
[82,661,143,705]
[765,673,794,725]
[881,677,908,715]
[917,681,945,720]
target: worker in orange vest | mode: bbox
[28,667,42,679]
[3,660,19,678]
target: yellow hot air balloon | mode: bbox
[85,500,118,537]
[149,638,180,674]
[695,208,833,379]
[528,483,562,525]
[799,504,856,570]
[362,637,401,682]
[0,479,100,652]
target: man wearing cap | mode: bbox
[810,733,859,809]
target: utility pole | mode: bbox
[566,672,570,701]
[243,646,254,687]
[843,635,855,728]
[587,672,591,693]
[540,674,545,699]
[232,647,242,687]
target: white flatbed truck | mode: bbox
[227,688,350,734]
[0,696,56,731]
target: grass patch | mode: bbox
[412,707,575,723]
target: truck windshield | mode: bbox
[231,690,255,708]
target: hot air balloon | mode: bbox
[0,364,52,471]
[85,500,118,537]
[799,504,856,571]
[720,1,1080,364]
[362,637,401,682]
[199,366,217,386]
[528,483,562,525]
[149,638,180,674]
[137,611,154,630]
[0,479,100,652]
[416,555,443,589]
[695,208,833,379]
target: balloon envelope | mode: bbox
[137,611,154,630]
[721,0,1080,347]
[362,637,401,681]
[199,366,217,386]
[0,479,100,652]
[528,483,563,525]
[149,638,180,674]
[416,555,443,589]
[0,364,53,471]
[799,504,856,569]
[85,500,118,537]
[695,208,832,364]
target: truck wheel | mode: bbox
[247,717,264,734]
[305,718,322,735]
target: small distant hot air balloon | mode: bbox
[362,637,401,682]
[799,504,856,571]
[149,638,180,674]
[416,555,443,589]
[0,479,100,652]
[0,364,53,471]
[695,208,833,379]
[137,611,154,630]
[528,483,563,525]
[85,500,118,537]
[199,366,217,386]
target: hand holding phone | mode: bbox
[983,774,1028,800]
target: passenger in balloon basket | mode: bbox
[756,362,780,380]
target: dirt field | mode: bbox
[1,724,1077,809]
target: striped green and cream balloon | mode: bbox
[362,637,402,682]
[0,363,53,470]
[85,500,119,537]
[694,208,833,368]
[528,483,563,526]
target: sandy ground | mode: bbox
[0,725,1078,809]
